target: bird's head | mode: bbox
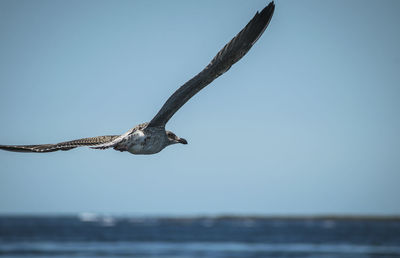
[166,131,187,145]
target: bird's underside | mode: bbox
[0,2,275,154]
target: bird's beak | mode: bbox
[178,138,188,144]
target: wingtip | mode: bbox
[265,1,276,12]
[257,1,275,22]
[248,0,275,46]
[0,145,33,153]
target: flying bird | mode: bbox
[0,2,275,154]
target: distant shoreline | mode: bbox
[1,214,400,221]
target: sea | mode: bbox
[0,215,400,258]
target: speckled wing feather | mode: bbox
[0,135,119,153]
[148,2,275,127]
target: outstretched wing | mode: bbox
[0,135,119,153]
[148,2,275,127]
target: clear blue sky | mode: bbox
[0,0,399,216]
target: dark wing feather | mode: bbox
[0,135,119,153]
[148,2,275,127]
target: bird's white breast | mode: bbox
[125,128,167,154]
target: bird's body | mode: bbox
[124,128,161,155]
[94,123,184,155]
[0,2,275,155]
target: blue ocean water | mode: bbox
[0,215,400,257]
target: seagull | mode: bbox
[0,2,275,154]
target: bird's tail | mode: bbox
[0,135,120,153]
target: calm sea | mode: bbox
[0,215,400,258]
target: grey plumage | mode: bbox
[0,2,275,154]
